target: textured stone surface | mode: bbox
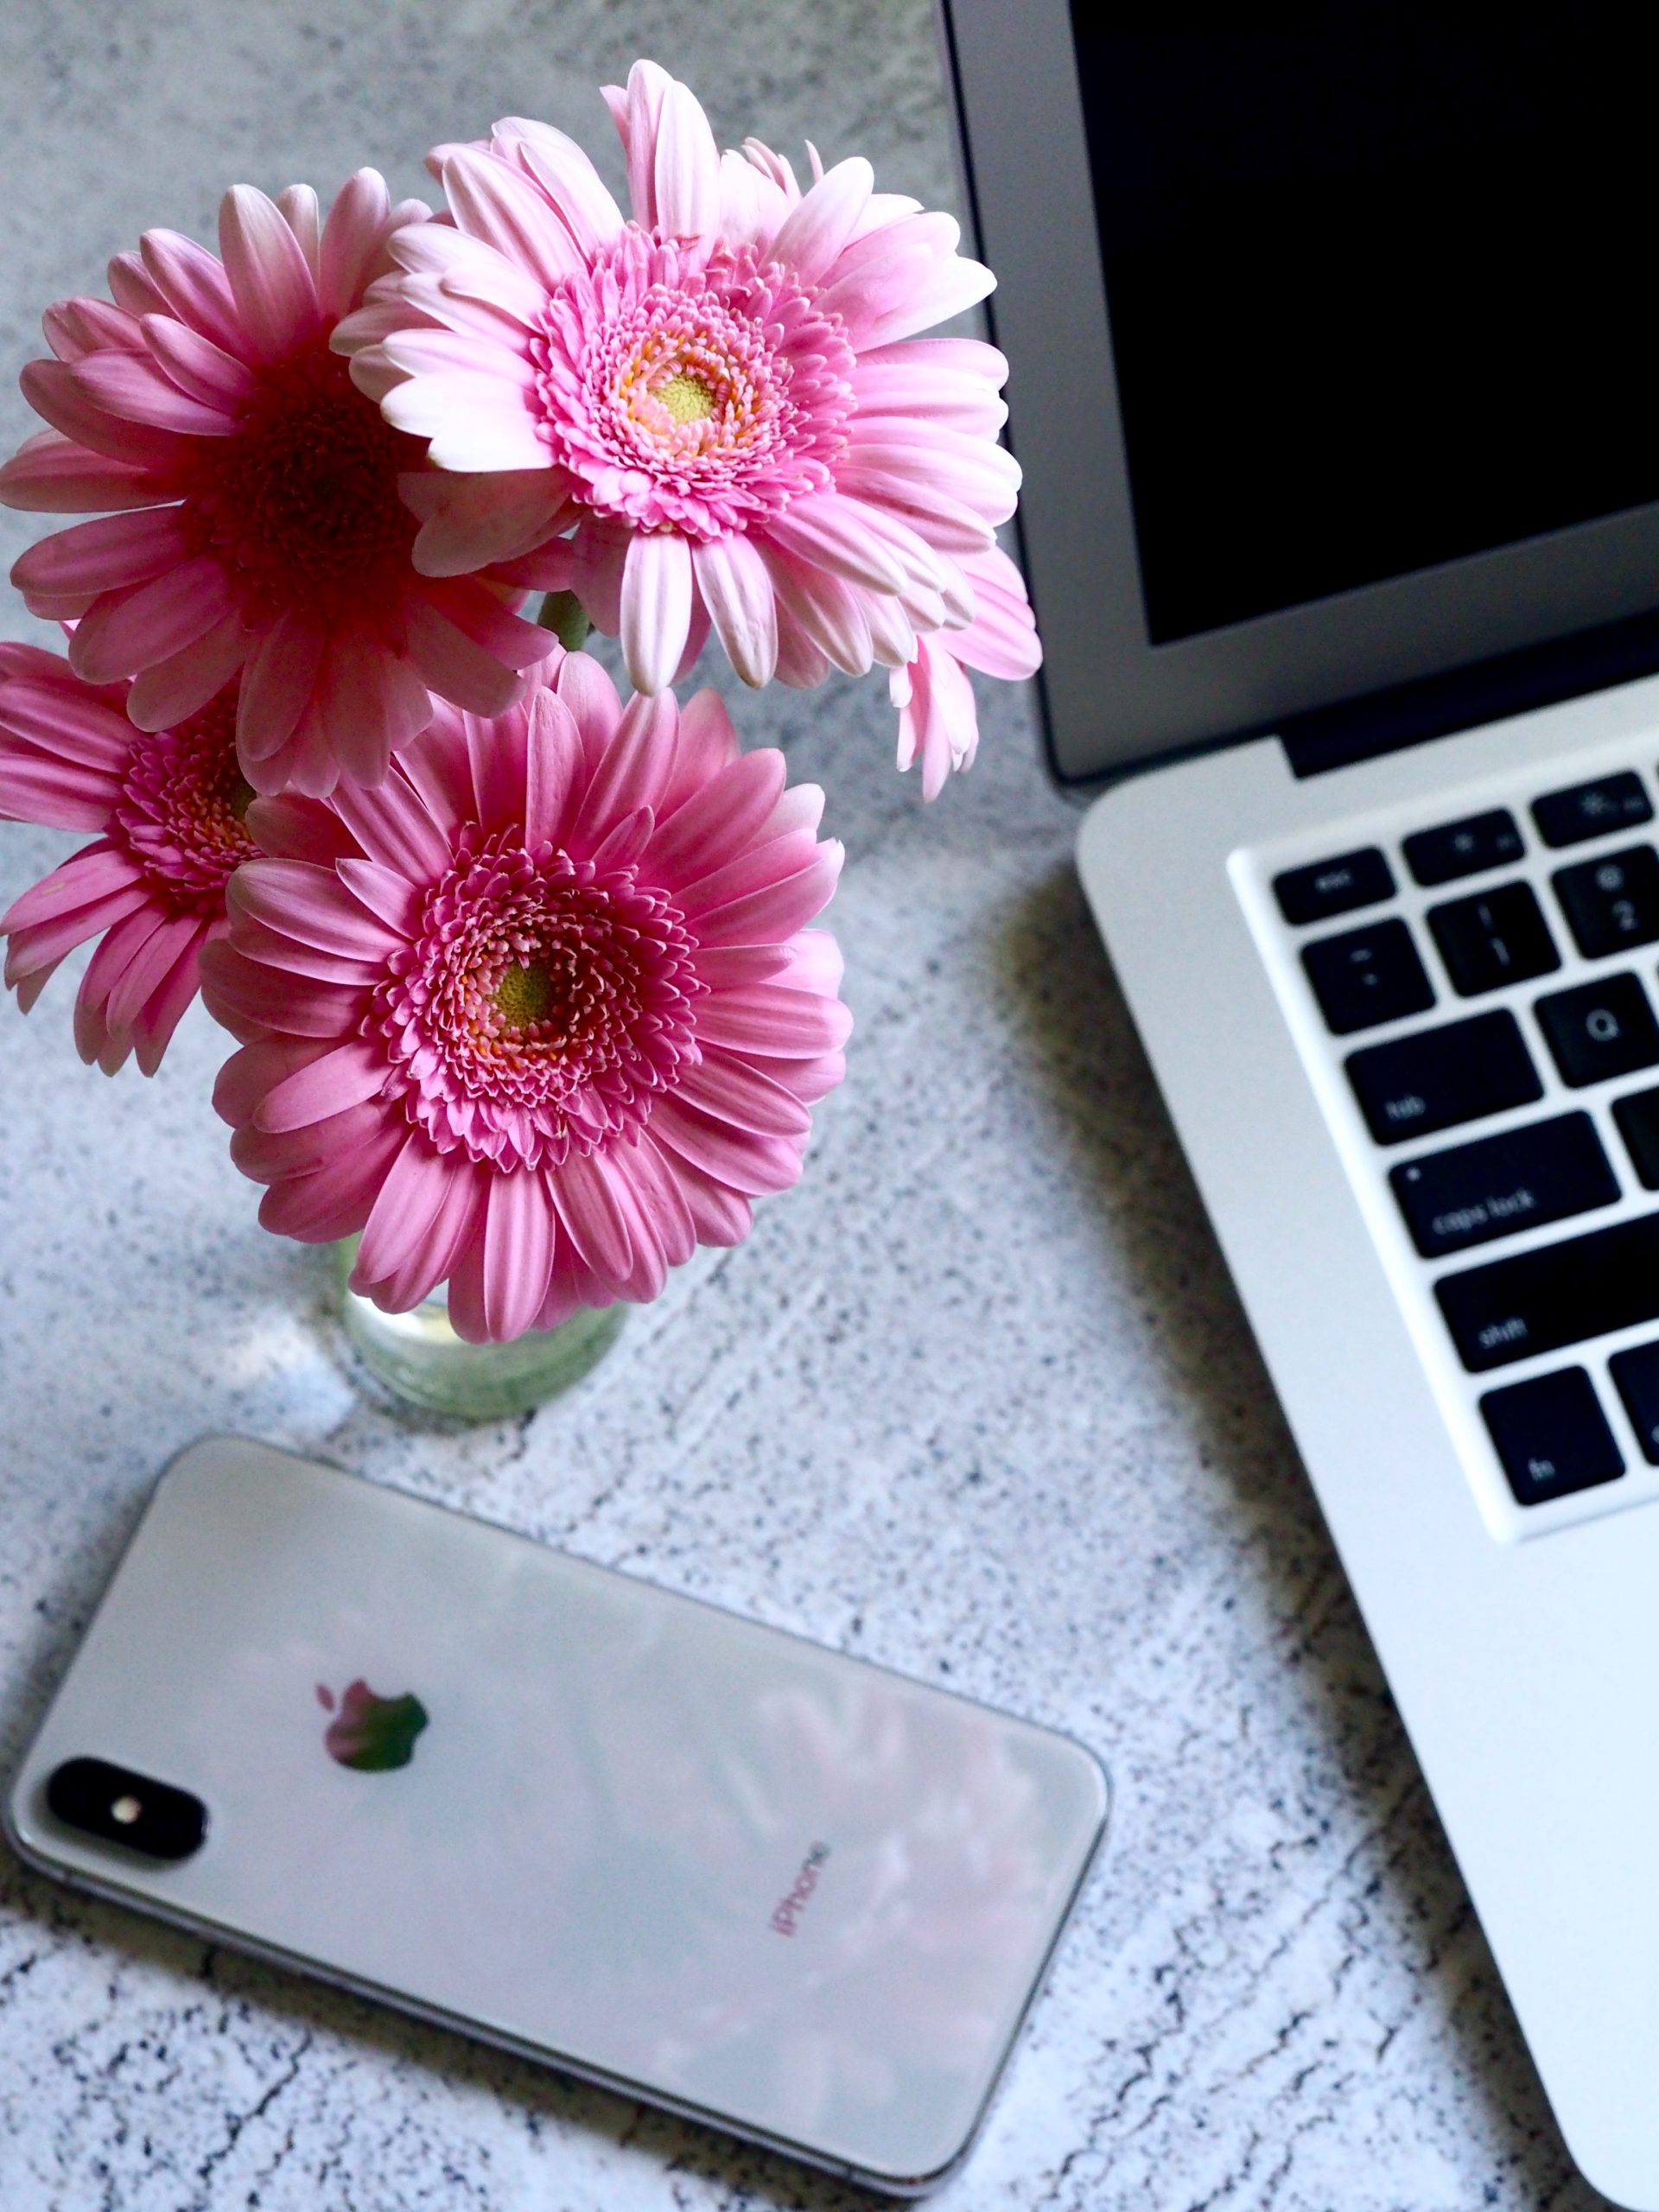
[0,4,1611,2208]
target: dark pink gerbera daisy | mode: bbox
[200,654,850,1341]
[0,174,556,796]
[0,643,257,1072]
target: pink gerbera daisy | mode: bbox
[0,174,556,797]
[334,63,1041,785]
[0,643,257,1073]
[200,653,849,1342]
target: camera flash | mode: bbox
[109,1794,143,1826]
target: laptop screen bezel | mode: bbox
[939,0,1659,788]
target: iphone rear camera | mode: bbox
[46,1758,207,1862]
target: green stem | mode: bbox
[538,589,593,652]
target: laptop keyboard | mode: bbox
[1246,750,1659,1539]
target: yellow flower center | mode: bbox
[494,959,556,1029]
[658,372,715,425]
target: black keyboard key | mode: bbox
[1303,919,1433,1036]
[1403,810,1525,887]
[1480,1370,1624,1505]
[1346,1010,1541,1146]
[1532,772,1653,849]
[1613,1088,1659,1189]
[1274,848,1395,926]
[1552,846,1659,959]
[1436,1211,1659,1371]
[1535,974,1659,1088]
[1389,1112,1618,1259]
[1427,882,1559,996]
[1610,1343,1659,1465]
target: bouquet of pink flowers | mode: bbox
[0,60,1039,1346]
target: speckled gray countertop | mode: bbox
[0,5,1614,2209]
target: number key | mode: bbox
[1552,846,1659,959]
[1427,881,1559,996]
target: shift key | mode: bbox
[1438,1212,1659,1371]
[1346,1009,1542,1146]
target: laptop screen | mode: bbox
[1071,11,1659,648]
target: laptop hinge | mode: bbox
[1281,607,1659,778]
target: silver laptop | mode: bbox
[942,8,1659,2205]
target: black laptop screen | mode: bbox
[1071,10,1659,646]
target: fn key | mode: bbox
[1480,1369,1624,1506]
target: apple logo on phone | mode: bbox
[315,1680,429,1771]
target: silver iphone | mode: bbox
[5,1436,1108,2194]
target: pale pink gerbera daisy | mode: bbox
[0,174,555,797]
[0,643,257,1072]
[334,63,1041,785]
[200,654,849,1342]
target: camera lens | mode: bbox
[46,1758,207,1862]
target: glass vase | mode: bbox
[331,1240,624,1419]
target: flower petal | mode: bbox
[353,1132,463,1292]
[653,78,721,245]
[3,874,154,982]
[44,297,144,363]
[442,149,584,292]
[689,982,852,1058]
[406,467,572,577]
[69,558,238,683]
[481,1166,556,1339]
[620,529,693,694]
[674,1052,812,1140]
[761,493,906,594]
[2,842,141,934]
[502,118,626,251]
[768,157,874,287]
[688,842,844,947]
[327,772,454,881]
[69,351,241,437]
[19,359,193,467]
[761,547,875,676]
[229,858,405,962]
[366,1150,484,1313]
[140,228,245,356]
[404,598,527,719]
[646,746,785,885]
[611,59,673,230]
[648,1096,804,1198]
[647,1137,753,1245]
[140,315,258,411]
[319,168,395,323]
[13,505,197,611]
[219,185,323,364]
[0,429,176,515]
[235,610,327,764]
[125,613,250,732]
[550,1147,634,1287]
[254,1035,391,1133]
[131,923,213,1074]
[199,938,361,1041]
[691,535,779,687]
[524,689,584,849]
[382,372,550,473]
